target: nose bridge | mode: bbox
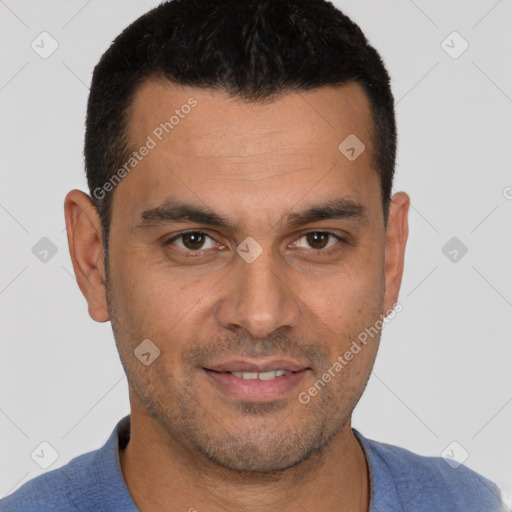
[216,242,300,338]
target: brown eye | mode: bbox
[293,232,340,250]
[306,232,330,249]
[169,232,217,251]
[182,232,206,250]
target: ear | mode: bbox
[64,190,109,322]
[383,191,410,313]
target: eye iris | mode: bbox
[183,232,205,250]
[307,232,329,249]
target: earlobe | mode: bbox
[64,190,110,323]
[383,191,410,313]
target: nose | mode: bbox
[214,244,302,339]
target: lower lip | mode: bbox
[203,369,310,402]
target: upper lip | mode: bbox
[204,359,310,373]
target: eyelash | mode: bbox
[164,230,346,255]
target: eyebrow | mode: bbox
[285,198,366,226]
[136,197,367,231]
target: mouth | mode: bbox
[202,359,311,402]
[227,369,292,380]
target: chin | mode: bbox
[188,425,330,474]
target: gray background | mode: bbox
[1,0,511,505]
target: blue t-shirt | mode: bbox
[0,415,504,511]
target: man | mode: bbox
[0,0,504,510]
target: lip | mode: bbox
[204,359,310,373]
[202,359,311,402]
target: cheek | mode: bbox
[308,258,384,325]
[113,259,215,352]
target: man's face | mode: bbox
[101,80,404,472]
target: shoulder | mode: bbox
[0,449,100,512]
[0,416,136,512]
[355,431,504,512]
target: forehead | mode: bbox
[115,78,380,224]
[127,78,374,154]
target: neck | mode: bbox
[119,409,370,512]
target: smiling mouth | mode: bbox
[202,366,311,402]
[206,369,293,381]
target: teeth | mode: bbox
[258,371,278,381]
[230,370,289,380]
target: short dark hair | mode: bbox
[85,0,396,253]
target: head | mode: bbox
[65,0,409,474]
